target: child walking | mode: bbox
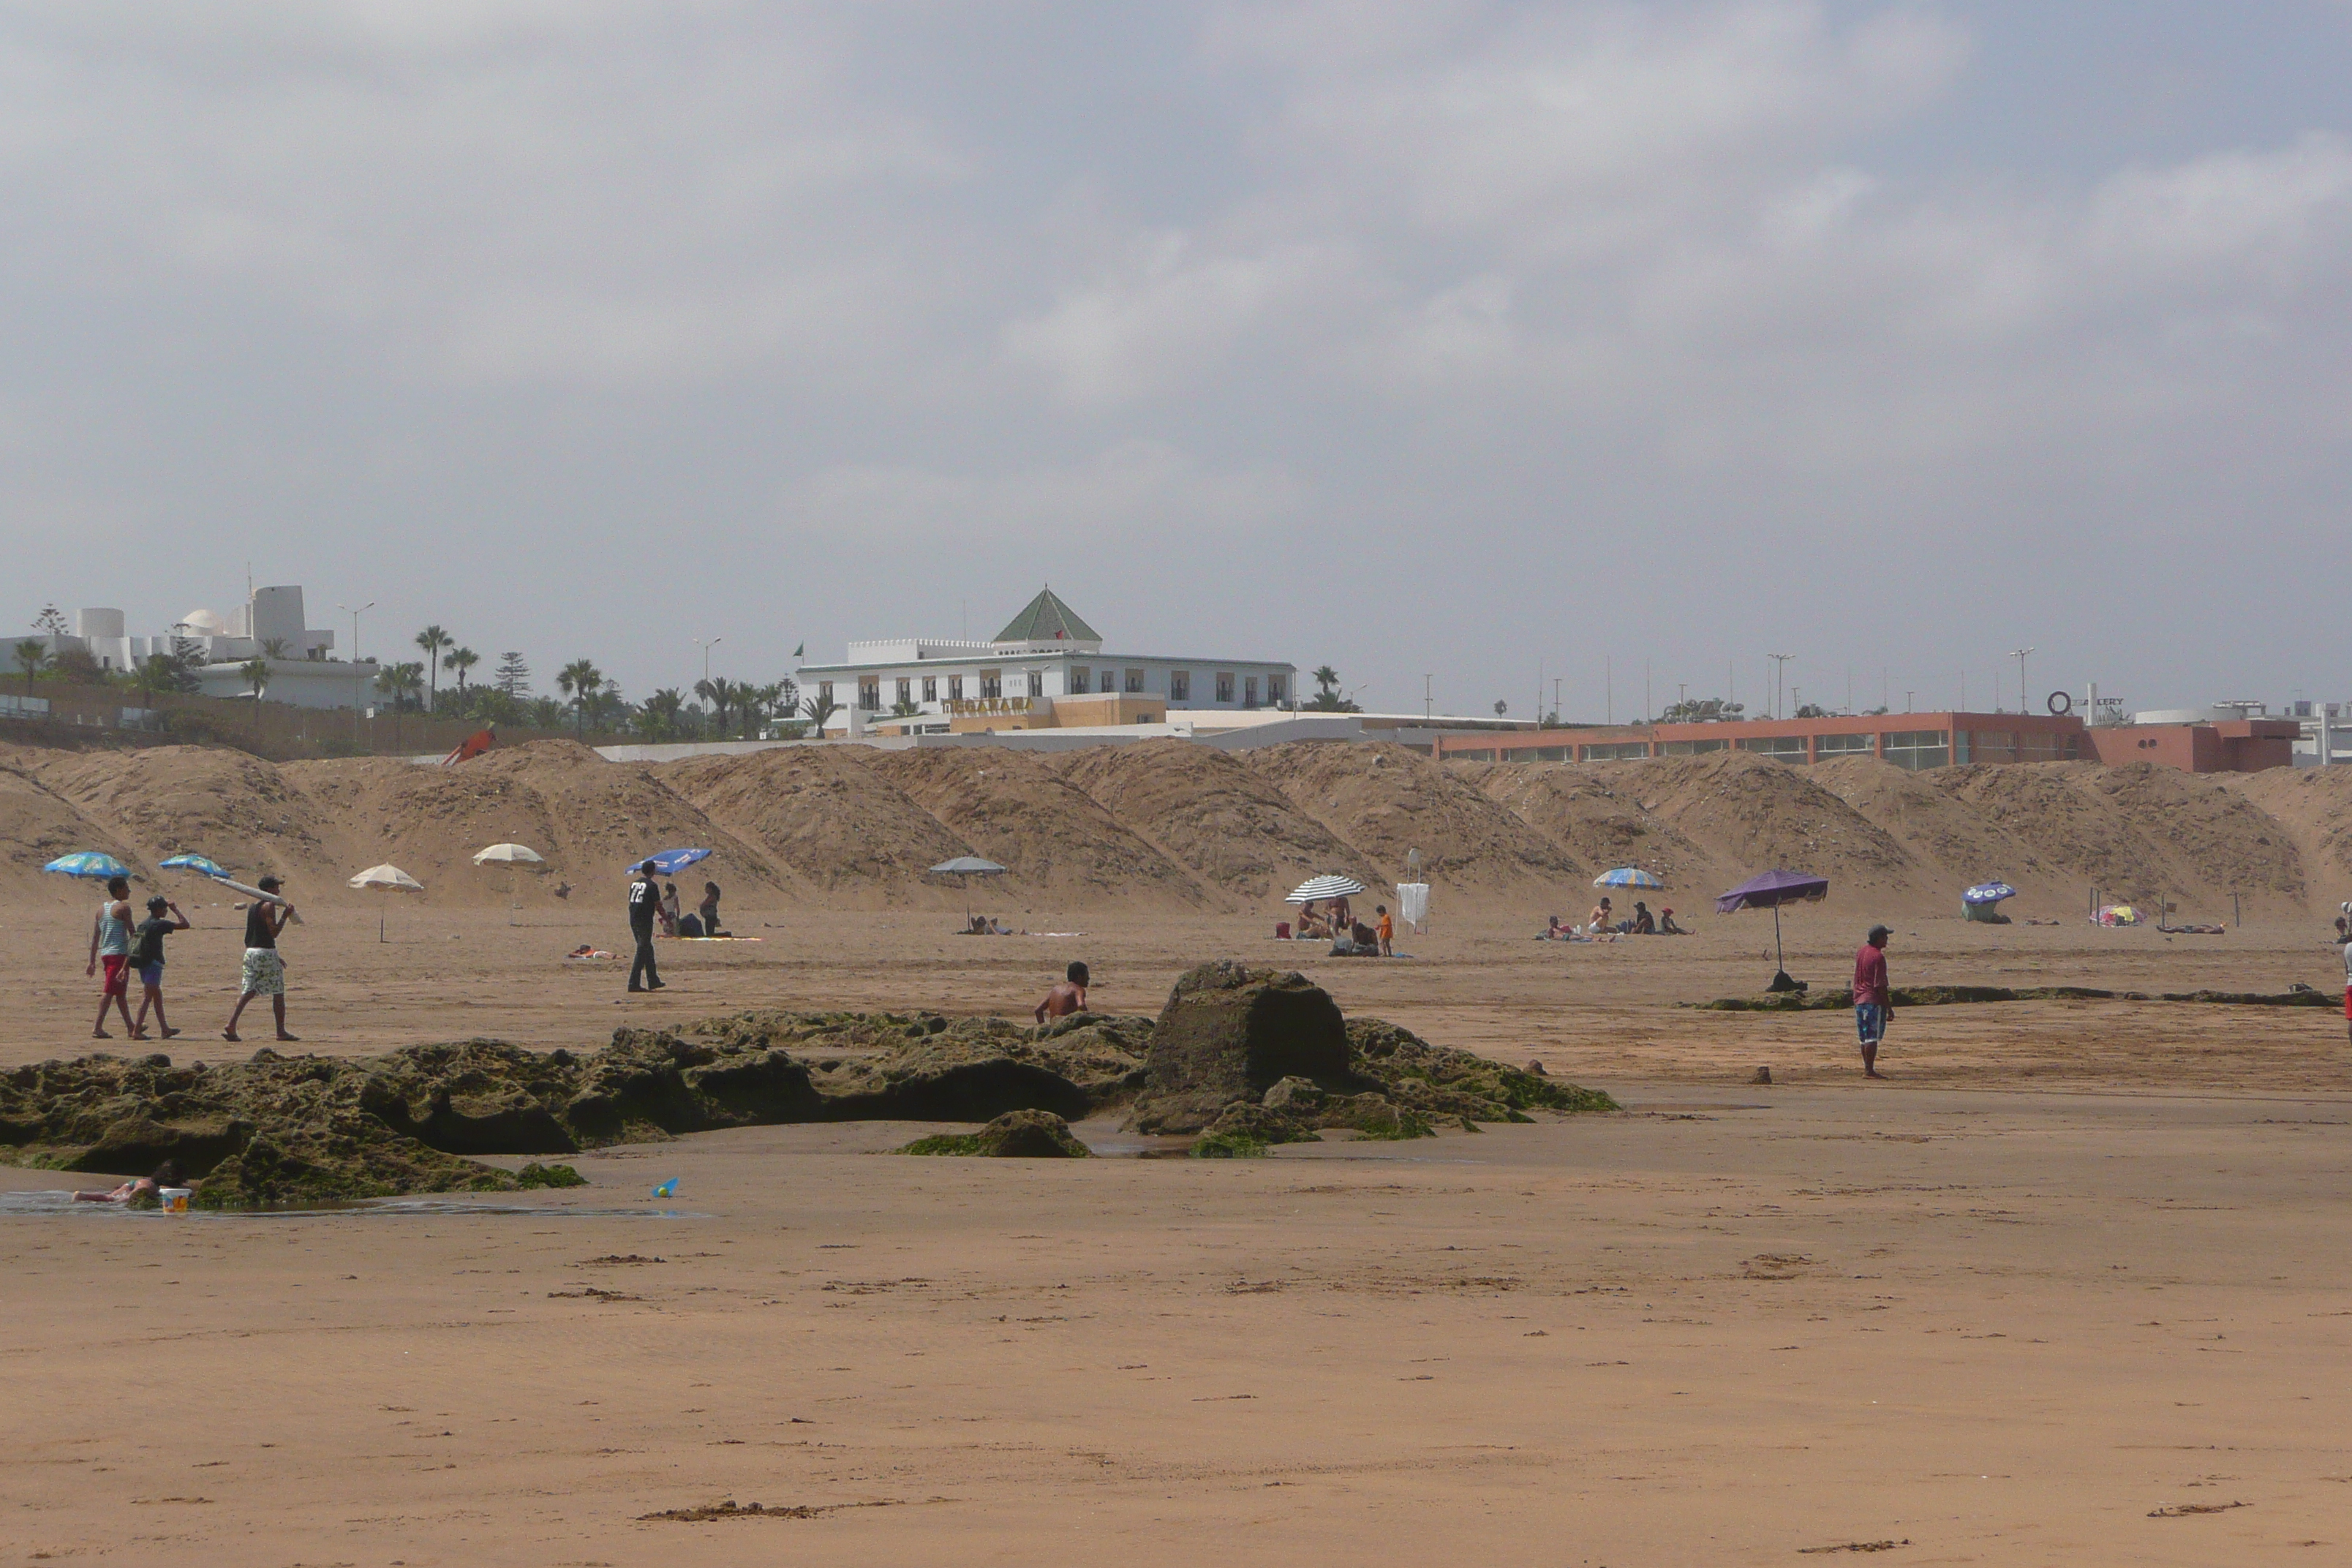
[130,894,192,1040]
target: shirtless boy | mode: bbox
[1035,962,1090,1022]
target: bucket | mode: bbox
[159,1187,192,1213]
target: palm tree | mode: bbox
[443,646,478,694]
[12,638,47,698]
[238,657,270,699]
[415,625,453,712]
[557,659,603,739]
[693,676,736,736]
[260,636,290,660]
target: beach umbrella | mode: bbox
[1286,874,1365,905]
[472,843,545,866]
[627,847,711,877]
[2093,903,2141,927]
[1594,867,1665,889]
[928,856,1009,877]
[159,853,229,879]
[1715,868,1830,987]
[351,862,423,943]
[928,854,1006,920]
[44,851,129,881]
[1963,881,2016,906]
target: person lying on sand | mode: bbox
[74,1161,183,1204]
[1035,961,1090,1022]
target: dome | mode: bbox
[176,608,227,635]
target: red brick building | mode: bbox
[1433,711,2298,774]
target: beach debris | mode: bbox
[897,1109,1092,1157]
[1797,1542,1909,1555]
[2146,1501,2247,1518]
[650,1178,679,1197]
[1752,1067,1774,1085]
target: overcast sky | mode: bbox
[4,1,2349,720]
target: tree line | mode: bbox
[11,606,843,744]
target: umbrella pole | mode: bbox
[1774,904,1784,975]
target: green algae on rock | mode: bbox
[897,1109,1092,1157]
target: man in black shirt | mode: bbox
[225,874,297,1043]
[627,861,666,993]
[130,894,191,1040]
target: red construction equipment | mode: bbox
[441,728,497,765]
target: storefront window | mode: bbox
[1882,730,1950,770]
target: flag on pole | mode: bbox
[793,643,804,657]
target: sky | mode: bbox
[4,0,2350,722]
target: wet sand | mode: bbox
[4,905,2351,1562]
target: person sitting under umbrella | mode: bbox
[1295,900,1333,940]
[1631,901,1656,935]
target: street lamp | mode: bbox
[695,636,724,685]
[1768,652,1795,720]
[337,600,374,742]
[2010,647,2035,717]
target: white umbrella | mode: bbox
[472,843,545,865]
[350,863,423,943]
[1286,874,1365,905]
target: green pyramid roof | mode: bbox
[994,586,1099,644]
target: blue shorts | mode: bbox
[137,962,165,989]
[1855,1002,1887,1047]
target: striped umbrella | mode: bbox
[1286,875,1365,905]
[159,853,229,878]
[43,851,129,881]
[1594,867,1664,889]
[1963,881,2016,906]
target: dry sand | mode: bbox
[4,893,2352,1564]
[6,739,2352,1561]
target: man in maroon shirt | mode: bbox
[1852,925,1891,1079]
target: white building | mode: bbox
[796,588,1297,736]
[12,587,379,709]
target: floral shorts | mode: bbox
[241,947,286,997]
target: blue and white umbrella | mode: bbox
[1594,867,1665,889]
[159,853,229,879]
[43,851,129,881]
[627,847,711,877]
[1286,874,1365,905]
[1963,881,2017,906]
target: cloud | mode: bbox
[785,440,1307,539]
[2,0,2350,716]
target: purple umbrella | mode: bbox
[1716,869,1829,987]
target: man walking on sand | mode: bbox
[1854,924,1892,1079]
[224,875,298,1043]
[86,875,138,1039]
[627,861,666,994]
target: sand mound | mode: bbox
[0,749,142,895]
[1054,739,1384,903]
[1810,757,2059,902]
[663,749,972,904]
[31,745,331,889]
[2223,767,2352,905]
[284,740,789,907]
[866,747,1207,908]
[1926,762,2301,909]
[1622,753,1921,897]
[1469,762,1714,888]
[1246,742,1580,890]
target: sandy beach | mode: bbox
[5,900,2351,1564]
